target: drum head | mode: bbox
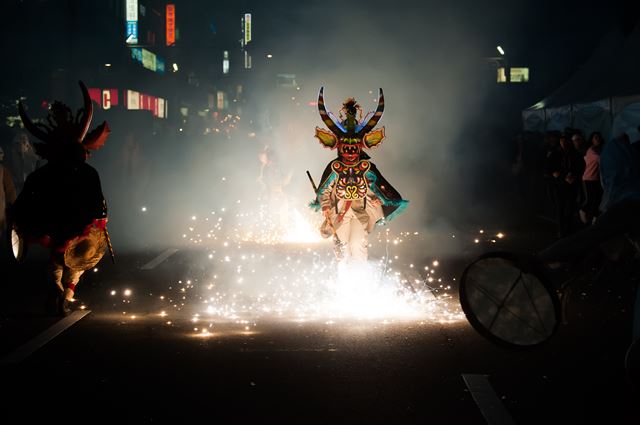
[64,225,107,271]
[459,252,560,348]
[6,223,27,264]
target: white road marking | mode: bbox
[462,374,516,425]
[141,248,178,270]
[1,310,91,364]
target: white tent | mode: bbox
[523,22,640,141]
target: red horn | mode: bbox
[77,80,93,142]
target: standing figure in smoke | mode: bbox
[310,87,408,262]
[12,81,112,316]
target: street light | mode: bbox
[497,45,505,55]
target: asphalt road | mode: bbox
[0,224,637,424]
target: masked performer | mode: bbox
[13,81,111,316]
[309,87,408,262]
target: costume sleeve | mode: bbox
[320,178,335,212]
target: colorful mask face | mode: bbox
[338,138,362,163]
[314,87,386,160]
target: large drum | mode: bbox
[459,252,561,348]
[63,224,108,272]
[5,216,28,264]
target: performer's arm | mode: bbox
[320,179,335,216]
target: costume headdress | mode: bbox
[18,81,110,161]
[314,87,386,154]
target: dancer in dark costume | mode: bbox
[13,81,112,315]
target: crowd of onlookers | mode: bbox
[511,126,640,239]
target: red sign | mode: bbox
[88,88,102,105]
[89,88,118,109]
[166,4,175,46]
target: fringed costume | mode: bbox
[309,87,407,261]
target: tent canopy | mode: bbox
[523,21,640,141]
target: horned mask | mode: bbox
[314,87,385,164]
[18,81,110,161]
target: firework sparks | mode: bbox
[158,193,466,332]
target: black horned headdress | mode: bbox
[18,81,110,161]
[314,87,386,151]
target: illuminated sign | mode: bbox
[126,89,168,118]
[497,67,507,83]
[158,98,166,118]
[102,89,119,109]
[244,13,252,45]
[130,47,165,74]
[89,87,165,118]
[510,67,529,83]
[131,47,142,62]
[125,0,138,44]
[126,90,140,110]
[156,57,165,73]
[244,51,251,69]
[142,49,156,71]
[217,91,225,110]
[166,4,176,46]
[223,50,229,74]
[88,88,118,109]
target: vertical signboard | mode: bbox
[166,4,176,46]
[223,50,229,74]
[125,0,138,44]
[127,90,140,110]
[497,67,507,83]
[142,49,157,71]
[244,13,251,45]
[217,91,225,110]
[158,98,165,118]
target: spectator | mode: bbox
[537,133,640,389]
[549,132,585,237]
[0,146,17,239]
[6,130,39,193]
[579,132,604,224]
[571,131,587,156]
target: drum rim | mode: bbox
[459,251,561,349]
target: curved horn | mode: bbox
[357,88,384,136]
[77,80,93,142]
[317,87,345,135]
[18,101,51,143]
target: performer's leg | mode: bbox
[349,219,368,261]
[49,252,65,293]
[61,267,84,301]
[335,216,352,260]
[58,267,83,315]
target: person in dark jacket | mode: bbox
[13,81,111,316]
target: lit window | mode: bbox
[497,67,507,83]
[510,67,529,83]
